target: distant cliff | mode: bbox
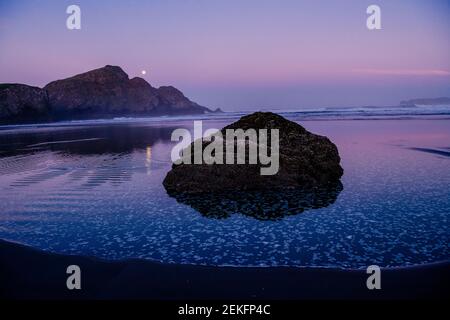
[400,97,450,106]
[0,65,219,124]
[0,84,50,121]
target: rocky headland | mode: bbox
[0,65,219,124]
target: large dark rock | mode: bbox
[163,112,344,194]
[0,84,49,121]
[163,112,344,219]
[0,65,213,123]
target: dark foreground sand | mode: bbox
[0,240,448,300]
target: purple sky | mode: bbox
[0,0,449,110]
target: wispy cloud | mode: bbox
[351,69,450,76]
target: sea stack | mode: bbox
[163,112,344,194]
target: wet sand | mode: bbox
[1,240,448,300]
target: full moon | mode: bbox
[141,70,147,75]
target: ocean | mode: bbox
[0,106,449,269]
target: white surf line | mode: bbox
[26,138,104,147]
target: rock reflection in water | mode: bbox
[167,181,343,220]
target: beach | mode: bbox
[1,239,448,299]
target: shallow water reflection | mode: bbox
[168,182,343,220]
[0,124,177,156]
